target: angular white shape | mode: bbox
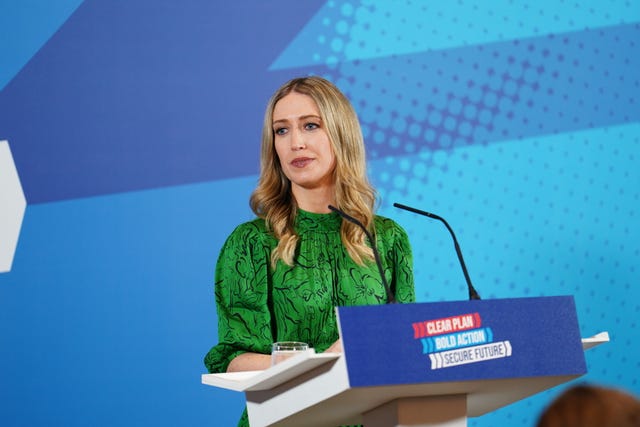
[0,140,27,273]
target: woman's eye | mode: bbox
[274,127,287,135]
[305,122,319,130]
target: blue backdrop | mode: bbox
[1,1,638,426]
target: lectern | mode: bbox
[202,296,609,426]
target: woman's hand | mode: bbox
[324,338,343,353]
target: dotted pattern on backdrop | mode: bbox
[373,124,640,303]
[372,123,640,425]
[272,0,640,68]
[328,23,640,161]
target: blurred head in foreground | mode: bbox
[536,384,640,427]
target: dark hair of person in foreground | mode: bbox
[536,383,640,427]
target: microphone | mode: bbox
[393,202,481,300]
[328,205,396,304]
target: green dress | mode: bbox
[204,209,415,426]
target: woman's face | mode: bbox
[272,92,336,195]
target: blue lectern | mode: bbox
[202,296,608,426]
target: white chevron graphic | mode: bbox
[0,140,26,273]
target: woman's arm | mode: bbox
[227,352,272,372]
[204,222,274,373]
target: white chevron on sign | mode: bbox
[0,140,26,273]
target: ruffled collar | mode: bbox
[295,208,342,232]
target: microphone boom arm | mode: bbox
[393,202,481,300]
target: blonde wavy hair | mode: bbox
[249,76,376,267]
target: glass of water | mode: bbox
[271,341,309,366]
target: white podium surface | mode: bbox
[201,349,339,392]
[202,332,609,427]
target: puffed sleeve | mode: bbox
[204,222,274,373]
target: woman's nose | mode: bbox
[290,130,306,150]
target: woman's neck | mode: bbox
[292,185,335,213]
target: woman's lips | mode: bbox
[291,157,313,168]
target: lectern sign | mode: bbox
[336,296,586,388]
[413,311,512,369]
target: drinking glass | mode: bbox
[271,341,309,366]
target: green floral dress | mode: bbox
[204,209,415,426]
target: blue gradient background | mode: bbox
[1,1,638,426]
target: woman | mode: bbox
[204,76,415,426]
